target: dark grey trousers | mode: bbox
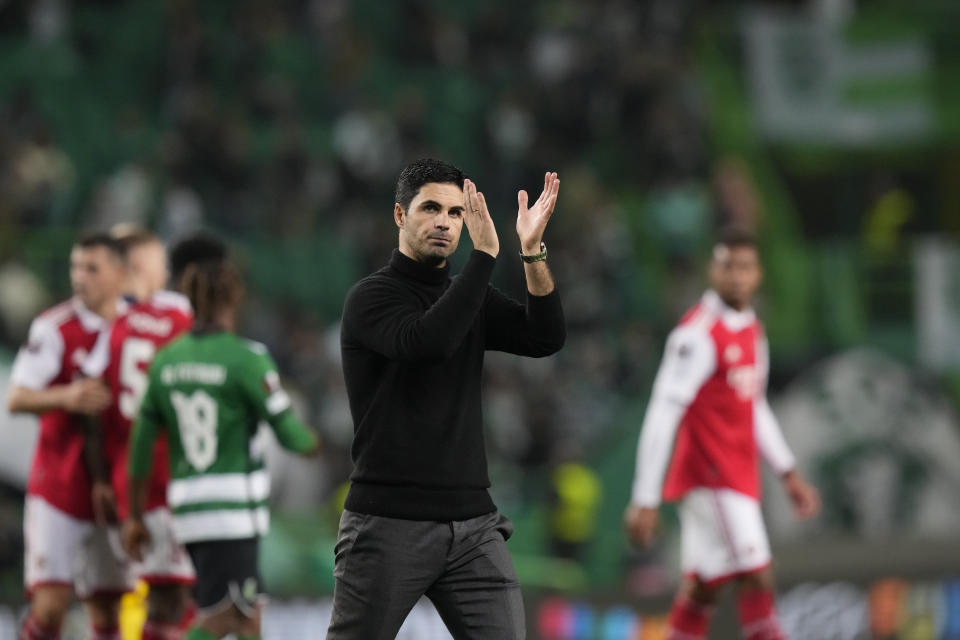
[325,509,525,639]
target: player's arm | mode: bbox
[80,413,110,483]
[754,334,820,519]
[123,368,163,561]
[624,325,715,546]
[8,382,112,415]
[243,347,319,455]
[79,329,118,525]
[343,253,496,363]
[515,171,560,296]
[80,413,118,525]
[481,285,565,357]
[7,317,111,415]
[754,396,820,519]
[128,409,161,519]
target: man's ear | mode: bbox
[394,203,404,228]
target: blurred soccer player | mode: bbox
[123,235,319,640]
[81,229,198,640]
[7,233,128,640]
[329,159,565,639]
[624,228,820,640]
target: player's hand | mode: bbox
[301,434,323,458]
[462,178,499,258]
[516,172,560,255]
[121,517,151,563]
[624,504,659,547]
[64,378,111,415]
[91,481,118,526]
[782,470,820,520]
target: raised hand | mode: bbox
[462,178,499,257]
[517,172,560,254]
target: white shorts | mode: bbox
[678,487,772,584]
[24,498,194,598]
[131,507,195,586]
[24,495,132,599]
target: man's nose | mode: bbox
[434,212,451,229]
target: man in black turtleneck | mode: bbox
[327,159,565,639]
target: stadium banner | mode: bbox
[528,578,960,640]
[742,8,934,145]
[1,577,958,640]
[915,238,960,372]
[767,348,960,542]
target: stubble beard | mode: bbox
[413,231,455,267]
[417,245,448,268]
[401,225,454,267]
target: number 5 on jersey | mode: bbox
[119,338,157,420]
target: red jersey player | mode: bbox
[81,229,197,640]
[624,228,820,640]
[7,233,128,640]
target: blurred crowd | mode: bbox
[0,0,756,507]
[0,0,957,612]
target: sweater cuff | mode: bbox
[467,249,497,270]
[526,287,563,316]
[526,286,561,302]
[458,249,497,287]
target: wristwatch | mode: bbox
[520,242,547,263]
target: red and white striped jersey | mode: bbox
[631,290,795,507]
[11,298,125,519]
[83,290,192,519]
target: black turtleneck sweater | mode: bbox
[340,249,565,520]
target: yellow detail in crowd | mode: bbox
[120,580,148,640]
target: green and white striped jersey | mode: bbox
[130,331,316,543]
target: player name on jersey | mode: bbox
[126,311,175,336]
[160,362,227,386]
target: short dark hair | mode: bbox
[394,158,465,211]
[75,232,124,260]
[715,226,758,252]
[169,233,228,284]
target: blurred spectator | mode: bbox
[713,156,762,231]
[157,180,205,241]
[548,461,602,561]
[87,161,152,230]
[0,261,50,344]
[8,127,74,226]
[28,0,67,43]
[332,108,402,183]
